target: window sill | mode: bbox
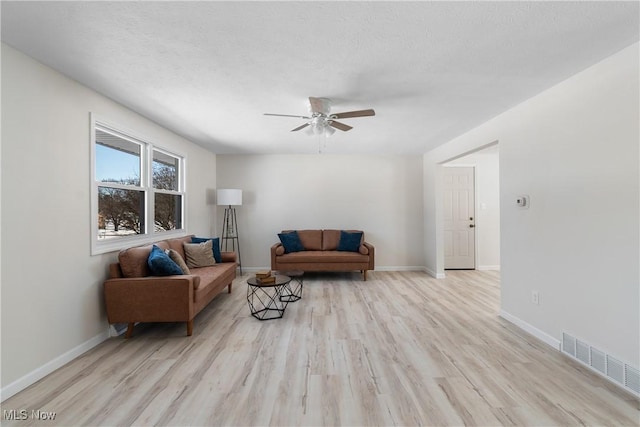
[91,229,188,256]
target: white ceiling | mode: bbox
[2,1,638,155]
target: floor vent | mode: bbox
[625,365,640,394]
[607,355,625,384]
[576,340,590,365]
[562,333,575,357]
[590,347,606,374]
[562,332,639,397]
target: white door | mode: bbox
[444,167,476,269]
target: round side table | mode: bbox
[275,270,304,302]
[246,275,291,320]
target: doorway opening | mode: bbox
[442,143,500,272]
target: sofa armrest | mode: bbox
[103,275,198,324]
[363,242,375,270]
[221,251,237,263]
[270,243,283,269]
[108,263,123,279]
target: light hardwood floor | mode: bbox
[2,271,639,426]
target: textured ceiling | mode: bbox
[2,1,638,154]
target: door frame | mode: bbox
[433,141,499,278]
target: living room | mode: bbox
[1,1,639,425]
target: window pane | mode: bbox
[95,129,141,185]
[155,193,183,231]
[98,187,145,239]
[153,150,179,191]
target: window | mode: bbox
[152,149,183,232]
[91,115,186,254]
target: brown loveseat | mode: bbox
[271,229,374,280]
[104,235,237,338]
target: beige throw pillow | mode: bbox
[165,249,191,274]
[183,240,216,268]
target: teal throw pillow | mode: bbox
[278,231,305,253]
[148,245,184,276]
[337,231,363,252]
[192,237,222,263]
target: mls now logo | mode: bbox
[3,409,57,421]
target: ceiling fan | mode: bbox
[264,97,375,135]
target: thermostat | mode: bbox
[516,195,530,209]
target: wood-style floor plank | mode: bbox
[2,270,639,426]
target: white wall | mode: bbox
[1,44,217,398]
[423,43,639,365]
[445,146,500,270]
[216,154,424,270]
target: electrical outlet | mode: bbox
[532,290,540,305]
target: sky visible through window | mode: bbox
[96,144,140,182]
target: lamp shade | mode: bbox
[217,189,242,206]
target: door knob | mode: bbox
[469,224,475,228]
[469,217,473,220]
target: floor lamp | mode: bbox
[217,189,242,275]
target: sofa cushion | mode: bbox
[183,241,217,268]
[321,229,341,250]
[119,241,170,278]
[278,231,304,253]
[166,248,190,274]
[191,237,222,263]
[296,229,323,250]
[277,250,369,263]
[323,229,364,250]
[148,245,184,276]
[338,231,364,252]
[190,264,231,289]
[166,235,194,262]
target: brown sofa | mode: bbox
[104,235,237,338]
[270,229,374,280]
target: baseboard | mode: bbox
[241,266,427,273]
[424,267,446,279]
[374,266,426,272]
[499,310,561,350]
[477,265,500,271]
[1,330,110,402]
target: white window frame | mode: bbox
[91,114,187,255]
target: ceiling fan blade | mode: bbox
[329,121,353,132]
[332,109,376,119]
[291,123,310,132]
[264,113,311,119]
[309,97,326,114]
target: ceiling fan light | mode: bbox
[325,125,336,137]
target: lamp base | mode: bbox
[221,206,242,275]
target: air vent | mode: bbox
[590,348,606,374]
[562,332,639,397]
[625,365,640,394]
[562,333,576,357]
[607,355,625,384]
[576,340,590,365]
